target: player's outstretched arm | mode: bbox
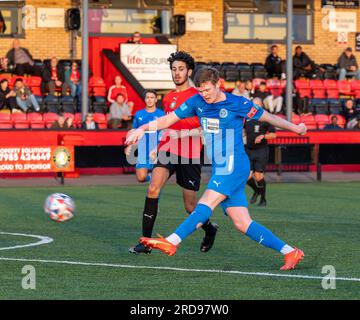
[259,110,307,135]
[125,112,180,145]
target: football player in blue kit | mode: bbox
[125,89,165,183]
[126,67,307,270]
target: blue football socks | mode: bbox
[245,221,286,253]
[174,204,213,240]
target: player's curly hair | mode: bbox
[168,51,195,70]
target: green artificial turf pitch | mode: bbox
[0,182,359,300]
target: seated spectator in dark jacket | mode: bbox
[324,116,343,130]
[6,39,39,76]
[0,78,17,111]
[342,99,359,129]
[337,47,360,80]
[14,78,40,112]
[50,114,71,129]
[42,57,67,96]
[81,113,99,130]
[293,46,317,79]
[265,45,286,79]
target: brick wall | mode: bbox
[0,0,359,66]
[0,0,81,60]
[173,0,360,65]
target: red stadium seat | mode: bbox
[309,80,324,89]
[300,115,317,129]
[331,114,346,128]
[93,87,107,97]
[350,80,360,91]
[11,112,29,129]
[298,88,312,98]
[93,113,107,129]
[295,79,310,89]
[27,112,45,129]
[315,114,330,129]
[326,89,339,99]
[89,76,106,88]
[28,76,42,96]
[43,112,59,128]
[312,88,326,99]
[323,79,337,89]
[0,113,13,129]
[337,80,353,96]
[291,114,301,124]
[350,80,360,98]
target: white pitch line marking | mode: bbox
[0,256,359,283]
[0,232,53,251]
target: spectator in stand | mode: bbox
[0,57,9,73]
[108,93,132,129]
[81,113,99,130]
[245,80,255,97]
[265,45,286,79]
[353,119,360,130]
[42,57,67,96]
[5,39,40,76]
[65,116,75,129]
[65,61,81,99]
[126,31,143,44]
[50,114,74,130]
[337,47,360,80]
[253,81,283,114]
[293,46,317,79]
[323,116,343,130]
[107,75,134,114]
[14,78,40,112]
[0,78,17,111]
[342,99,359,129]
[232,81,250,99]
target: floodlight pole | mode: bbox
[286,0,293,122]
[81,0,89,121]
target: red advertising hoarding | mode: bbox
[0,146,74,173]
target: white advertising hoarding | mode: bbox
[37,8,64,28]
[120,44,177,82]
[329,11,357,32]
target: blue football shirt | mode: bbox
[175,92,264,172]
[133,107,165,166]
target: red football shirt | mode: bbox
[158,87,202,159]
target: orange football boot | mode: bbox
[280,248,304,270]
[139,234,177,256]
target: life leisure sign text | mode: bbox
[322,0,359,8]
[0,146,74,173]
[120,44,177,82]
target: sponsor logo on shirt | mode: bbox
[247,105,259,119]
